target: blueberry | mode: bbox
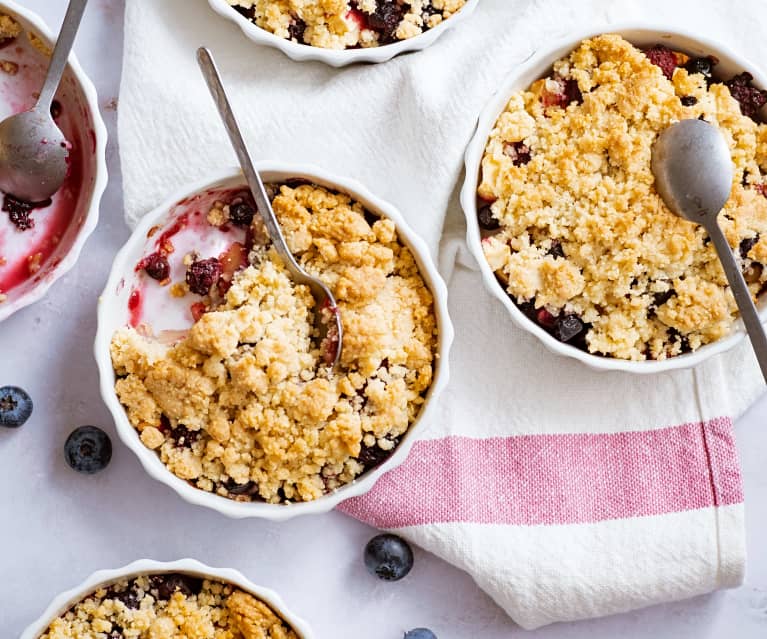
[0,386,32,428]
[404,630,437,639]
[364,533,413,581]
[229,201,256,227]
[141,252,170,281]
[554,314,585,343]
[685,56,716,83]
[64,426,112,474]
[740,235,759,259]
[149,573,203,600]
[356,440,398,472]
[477,205,500,231]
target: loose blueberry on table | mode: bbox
[364,533,414,581]
[404,629,437,639]
[64,425,112,474]
[0,385,32,428]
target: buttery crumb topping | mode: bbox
[39,574,298,638]
[227,0,466,49]
[111,183,437,503]
[478,34,767,361]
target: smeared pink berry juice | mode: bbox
[125,188,249,335]
[0,22,90,302]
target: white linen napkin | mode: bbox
[119,0,766,629]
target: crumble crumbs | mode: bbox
[39,574,298,639]
[111,182,437,503]
[227,0,466,49]
[478,34,767,361]
[0,14,20,44]
[0,59,18,75]
[28,31,52,57]
[27,252,42,275]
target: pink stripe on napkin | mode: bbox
[339,417,742,528]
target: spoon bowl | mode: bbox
[0,108,68,202]
[652,118,733,224]
[652,118,767,382]
[0,0,86,203]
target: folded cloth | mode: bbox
[119,0,766,628]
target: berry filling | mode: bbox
[477,204,500,231]
[724,72,767,121]
[366,0,404,43]
[3,194,52,231]
[542,78,582,109]
[503,141,532,166]
[186,257,223,295]
[643,44,680,80]
[136,252,170,281]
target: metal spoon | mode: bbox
[0,0,88,203]
[652,118,767,382]
[196,46,343,368]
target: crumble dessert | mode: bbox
[227,0,466,49]
[477,34,767,361]
[39,573,298,638]
[111,182,437,503]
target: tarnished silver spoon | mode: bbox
[0,0,88,203]
[652,118,767,382]
[196,46,343,368]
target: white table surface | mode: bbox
[2,1,767,637]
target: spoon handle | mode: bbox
[708,223,767,383]
[37,0,89,110]
[196,47,301,275]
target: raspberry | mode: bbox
[186,257,222,295]
[644,45,679,80]
[724,73,767,121]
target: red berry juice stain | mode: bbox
[128,289,142,327]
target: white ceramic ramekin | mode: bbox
[0,1,107,323]
[461,25,767,374]
[95,164,453,520]
[20,558,314,638]
[207,0,479,67]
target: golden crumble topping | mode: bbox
[111,183,437,503]
[226,0,466,49]
[477,34,767,361]
[39,574,297,639]
[0,13,20,44]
